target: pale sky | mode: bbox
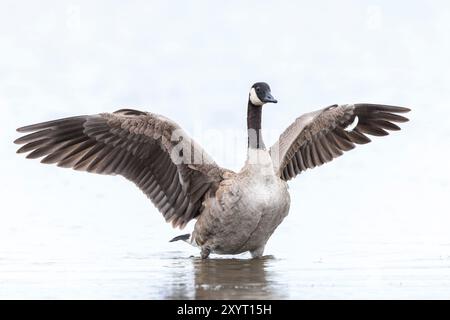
[1,1,449,267]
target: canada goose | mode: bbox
[14,82,410,259]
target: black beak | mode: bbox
[263,92,277,103]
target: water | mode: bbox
[1,207,450,299]
[2,250,450,299]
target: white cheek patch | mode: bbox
[249,88,264,106]
[344,115,359,132]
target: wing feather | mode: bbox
[270,104,410,180]
[15,109,228,228]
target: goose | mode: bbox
[14,82,410,259]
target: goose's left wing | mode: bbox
[270,104,410,181]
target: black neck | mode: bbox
[247,101,265,149]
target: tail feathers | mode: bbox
[169,233,190,242]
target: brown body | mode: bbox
[194,150,290,258]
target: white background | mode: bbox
[1,1,449,299]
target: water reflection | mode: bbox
[161,255,287,299]
[191,256,286,299]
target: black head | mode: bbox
[249,82,277,106]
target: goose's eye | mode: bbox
[256,87,260,92]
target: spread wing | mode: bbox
[270,104,410,181]
[15,109,228,229]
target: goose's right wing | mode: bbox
[270,104,410,181]
[15,109,228,229]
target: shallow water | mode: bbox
[2,222,450,299]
